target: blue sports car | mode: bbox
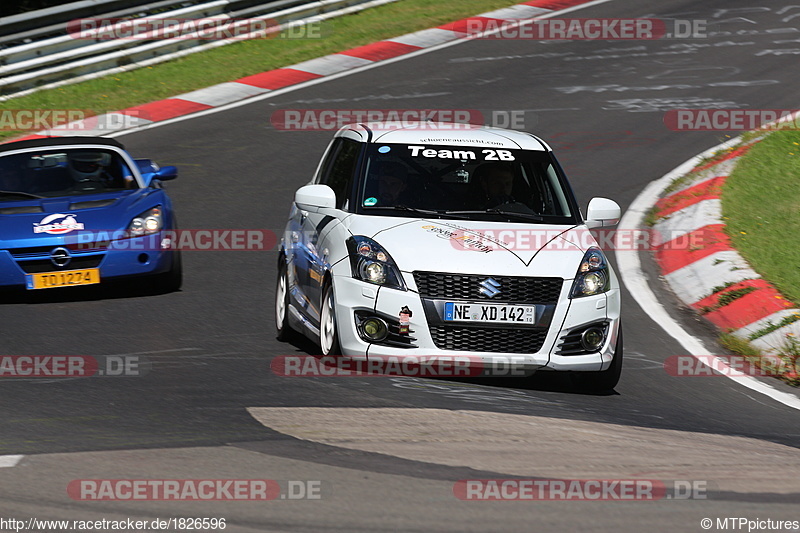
[0,136,181,292]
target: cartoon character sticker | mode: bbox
[399,306,413,335]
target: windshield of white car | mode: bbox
[0,148,138,202]
[358,143,577,223]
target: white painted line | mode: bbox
[652,198,723,241]
[751,318,800,354]
[290,54,373,76]
[482,5,550,20]
[663,250,760,305]
[737,309,800,340]
[176,82,269,107]
[617,138,800,411]
[704,158,740,179]
[389,28,459,48]
[660,165,733,197]
[0,455,23,468]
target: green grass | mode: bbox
[719,332,762,358]
[722,130,800,305]
[719,332,799,386]
[716,286,757,307]
[748,313,800,341]
[0,0,525,141]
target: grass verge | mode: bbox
[0,0,525,141]
[723,129,800,305]
[717,127,800,386]
[719,333,800,386]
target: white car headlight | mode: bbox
[347,236,406,291]
[570,247,610,298]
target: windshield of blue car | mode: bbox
[358,143,578,223]
[0,148,138,201]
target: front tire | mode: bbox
[152,250,182,293]
[275,260,296,342]
[319,280,341,356]
[571,325,623,393]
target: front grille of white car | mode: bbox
[429,325,548,353]
[413,272,562,304]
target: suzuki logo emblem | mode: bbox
[479,278,501,298]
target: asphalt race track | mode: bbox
[1,0,800,531]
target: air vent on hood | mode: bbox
[0,205,43,214]
[69,199,116,210]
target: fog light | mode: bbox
[360,317,389,342]
[580,327,605,351]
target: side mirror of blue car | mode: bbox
[153,166,178,181]
[134,159,177,185]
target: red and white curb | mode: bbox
[651,139,800,354]
[8,0,597,141]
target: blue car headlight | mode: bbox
[346,236,406,291]
[129,206,163,236]
[570,247,610,298]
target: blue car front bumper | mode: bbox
[0,232,175,289]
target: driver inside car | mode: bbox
[374,161,410,205]
[475,161,516,208]
[68,151,113,190]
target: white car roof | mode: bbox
[335,122,552,151]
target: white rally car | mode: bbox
[275,122,623,390]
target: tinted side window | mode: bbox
[314,140,338,184]
[318,138,360,209]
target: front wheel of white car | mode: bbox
[571,326,623,393]
[275,260,296,342]
[319,281,341,356]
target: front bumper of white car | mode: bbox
[330,271,621,376]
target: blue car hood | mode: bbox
[0,189,163,248]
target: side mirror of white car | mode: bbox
[295,184,336,211]
[585,197,621,228]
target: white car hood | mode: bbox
[343,216,594,278]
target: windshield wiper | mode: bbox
[0,190,44,200]
[372,205,472,219]
[442,208,545,222]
